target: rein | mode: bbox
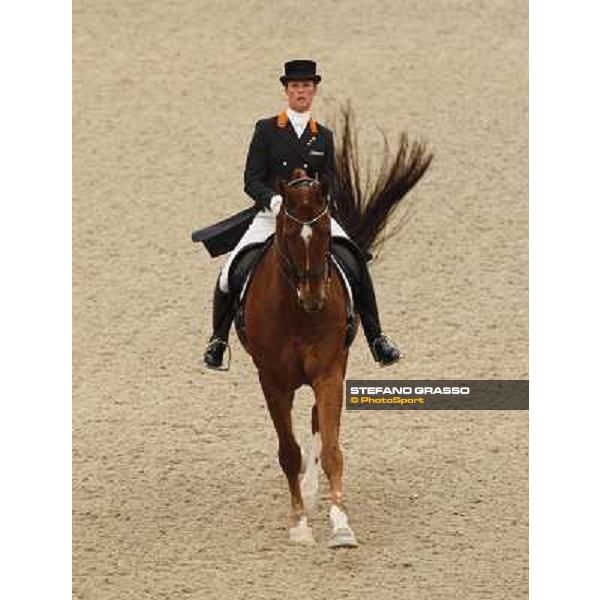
[274,238,331,287]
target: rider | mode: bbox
[203,59,402,369]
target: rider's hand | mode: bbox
[270,195,283,216]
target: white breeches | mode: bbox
[219,208,350,293]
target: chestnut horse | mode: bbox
[237,107,432,547]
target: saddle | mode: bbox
[227,237,274,300]
[228,236,365,348]
[228,236,274,346]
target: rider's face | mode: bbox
[285,80,317,113]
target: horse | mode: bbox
[235,106,433,547]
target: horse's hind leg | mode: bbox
[313,374,358,548]
[260,378,313,545]
[300,404,322,510]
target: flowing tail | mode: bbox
[332,103,434,256]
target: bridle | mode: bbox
[273,177,332,294]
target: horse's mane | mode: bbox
[331,103,433,257]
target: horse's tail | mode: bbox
[332,103,433,256]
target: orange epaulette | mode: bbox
[277,111,288,128]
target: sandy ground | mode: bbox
[73,1,528,598]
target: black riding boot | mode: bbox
[356,263,403,366]
[332,240,403,366]
[203,278,237,370]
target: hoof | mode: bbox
[289,518,315,545]
[328,527,358,549]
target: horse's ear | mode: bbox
[319,176,330,201]
[276,178,287,197]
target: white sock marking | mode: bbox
[289,515,314,544]
[300,432,321,506]
[330,505,349,531]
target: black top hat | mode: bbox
[280,60,322,85]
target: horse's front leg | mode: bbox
[259,373,313,545]
[312,372,358,548]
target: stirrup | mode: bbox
[203,337,232,371]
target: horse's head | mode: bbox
[275,169,331,312]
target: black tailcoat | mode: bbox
[244,115,335,209]
[192,114,335,256]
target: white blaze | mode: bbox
[301,224,312,248]
[300,224,312,275]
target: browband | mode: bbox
[288,176,317,187]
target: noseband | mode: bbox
[274,178,332,290]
